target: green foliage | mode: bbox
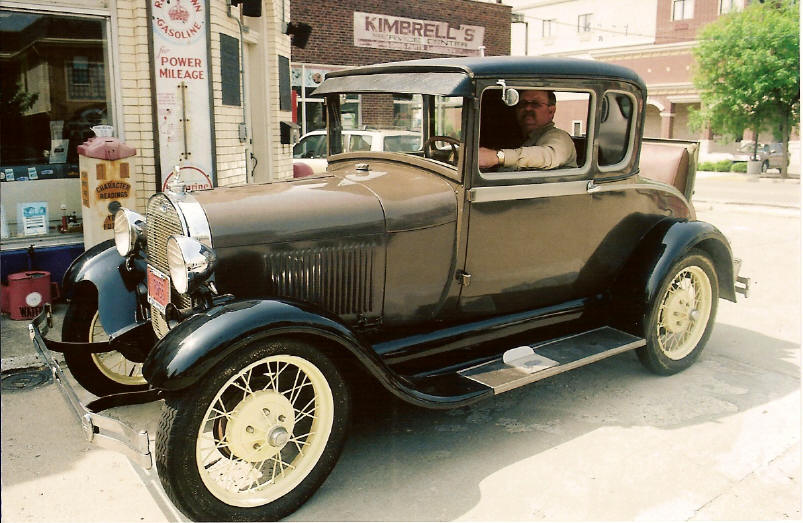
[690,1,800,145]
[0,82,39,118]
[698,161,716,171]
[730,161,748,173]
[715,160,733,172]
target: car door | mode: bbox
[458,86,652,318]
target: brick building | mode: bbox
[0,0,297,283]
[509,0,799,168]
[0,0,509,283]
[290,0,511,135]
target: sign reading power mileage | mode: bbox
[150,0,215,187]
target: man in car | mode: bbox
[478,89,577,170]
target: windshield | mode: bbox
[293,134,326,159]
[327,92,464,167]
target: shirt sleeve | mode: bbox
[501,129,577,170]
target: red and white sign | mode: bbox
[354,12,485,56]
[161,165,213,192]
[151,0,214,188]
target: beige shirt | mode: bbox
[501,123,578,170]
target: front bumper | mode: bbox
[733,257,751,298]
[28,304,153,469]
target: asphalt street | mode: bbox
[1,172,800,521]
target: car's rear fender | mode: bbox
[613,218,736,333]
[62,239,147,338]
[141,298,481,407]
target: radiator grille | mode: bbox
[268,243,377,316]
[146,194,192,338]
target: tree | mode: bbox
[691,1,799,177]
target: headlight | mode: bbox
[114,208,146,257]
[166,235,216,294]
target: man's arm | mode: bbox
[501,129,577,170]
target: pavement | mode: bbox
[0,170,799,521]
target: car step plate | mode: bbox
[459,326,645,394]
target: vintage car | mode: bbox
[31,56,750,521]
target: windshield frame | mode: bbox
[325,92,467,182]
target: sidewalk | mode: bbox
[693,170,800,210]
[1,303,65,374]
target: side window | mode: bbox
[349,135,372,152]
[292,134,325,158]
[598,91,636,168]
[478,87,592,180]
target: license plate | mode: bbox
[147,266,170,313]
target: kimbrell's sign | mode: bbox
[354,12,485,56]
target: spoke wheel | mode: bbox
[63,291,148,396]
[156,338,349,522]
[654,265,712,360]
[198,355,334,507]
[88,313,146,386]
[638,250,719,375]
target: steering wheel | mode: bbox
[424,135,461,165]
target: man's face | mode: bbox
[515,90,556,135]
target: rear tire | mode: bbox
[638,250,718,375]
[155,338,350,522]
[62,291,148,396]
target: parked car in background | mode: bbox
[757,142,789,173]
[293,129,422,174]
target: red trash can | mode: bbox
[3,271,52,320]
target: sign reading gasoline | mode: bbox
[150,0,214,187]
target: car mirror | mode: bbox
[497,79,519,107]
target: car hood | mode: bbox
[193,165,457,248]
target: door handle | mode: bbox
[587,180,602,193]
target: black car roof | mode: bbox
[315,56,646,97]
[326,56,645,87]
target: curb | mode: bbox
[693,199,801,211]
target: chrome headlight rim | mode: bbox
[166,235,217,294]
[114,208,146,257]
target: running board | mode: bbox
[459,326,645,394]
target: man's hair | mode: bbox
[521,89,557,106]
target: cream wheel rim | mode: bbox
[88,313,146,385]
[196,354,335,507]
[656,265,712,360]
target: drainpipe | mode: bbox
[227,2,251,180]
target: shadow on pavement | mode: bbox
[290,323,799,521]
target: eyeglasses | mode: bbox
[517,100,550,110]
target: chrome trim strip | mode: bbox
[468,180,590,202]
[28,305,152,469]
[468,178,688,203]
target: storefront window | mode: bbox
[1,11,112,172]
[1,10,113,239]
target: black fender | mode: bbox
[613,218,736,333]
[62,239,146,338]
[142,298,487,408]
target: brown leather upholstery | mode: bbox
[639,141,689,194]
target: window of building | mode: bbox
[577,13,592,32]
[1,9,113,239]
[672,0,695,20]
[718,0,742,14]
[542,19,554,38]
